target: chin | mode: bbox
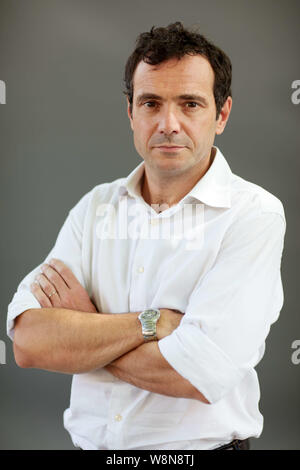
[154,159,190,175]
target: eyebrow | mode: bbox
[136,93,209,106]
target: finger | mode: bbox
[48,258,81,289]
[30,280,52,308]
[40,263,69,293]
[34,274,61,307]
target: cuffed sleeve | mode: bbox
[6,191,91,341]
[158,209,286,404]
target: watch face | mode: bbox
[141,309,160,321]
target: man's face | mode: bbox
[127,54,232,176]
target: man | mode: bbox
[7,22,286,450]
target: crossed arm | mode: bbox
[13,259,209,403]
[106,342,207,401]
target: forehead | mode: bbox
[132,54,215,99]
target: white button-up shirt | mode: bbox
[7,146,286,450]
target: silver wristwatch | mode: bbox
[138,308,161,342]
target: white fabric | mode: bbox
[7,146,286,450]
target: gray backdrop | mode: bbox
[0,0,299,450]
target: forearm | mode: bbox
[13,308,143,374]
[106,342,210,403]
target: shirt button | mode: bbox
[114,414,122,422]
[138,266,144,273]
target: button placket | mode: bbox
[108,382,129,449]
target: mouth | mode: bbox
[155,145,186,152]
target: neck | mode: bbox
[141,148,215,211]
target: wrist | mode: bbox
[156,308,183,340]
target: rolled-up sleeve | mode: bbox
[158,209,286,404]
[6,191,91,341]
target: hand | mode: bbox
[30,258,98,313]
[156,309,184,340]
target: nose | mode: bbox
[157,106,181,135]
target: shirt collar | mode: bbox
[119,145,232,209]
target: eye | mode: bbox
[144,101,158,108]
[185,101,199,108]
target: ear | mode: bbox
[127,97,134,131]
[215,96,232,135]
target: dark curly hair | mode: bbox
[123,22,232,120]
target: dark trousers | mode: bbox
[214,439,250,450]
